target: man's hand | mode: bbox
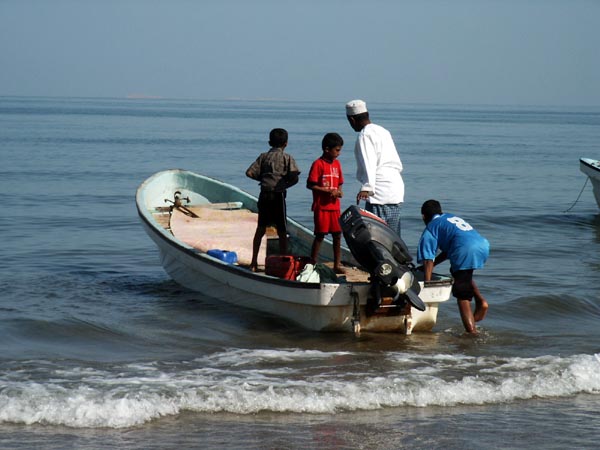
[356,190,370,204]
[423,260,435,282]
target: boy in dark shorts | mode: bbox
[307,132,345,274]
[246,128,300,272]
[417,199,490,334]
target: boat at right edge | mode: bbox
[580,158,600,208]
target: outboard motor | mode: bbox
[340,206,426,312]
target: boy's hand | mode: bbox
[331,188,343,198]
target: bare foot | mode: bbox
[334,266,346,274]
[474,299,488,322]
[249,264,258,273]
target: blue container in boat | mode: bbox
[207,249,238,264]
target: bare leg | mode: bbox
[311,234,324,263]
[472,280,488,322]
[457,299,477,334]
[332,233,345,273]
[250,226,266,271]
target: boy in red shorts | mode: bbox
[307,132,345,274]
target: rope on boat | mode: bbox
[564,178,589,213]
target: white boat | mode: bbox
[136,169,453,334]
[580,158,600,208]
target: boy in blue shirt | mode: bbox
[417,199,490,334]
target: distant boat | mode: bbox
[580,158,600,208]
[136,169,453,335]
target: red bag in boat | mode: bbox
[265,255,314,280]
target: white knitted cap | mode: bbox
[345,99,368,116]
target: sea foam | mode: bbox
[1,349,599,428]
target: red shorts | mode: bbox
[314,210,341,234]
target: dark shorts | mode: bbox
[451,269,475,300]
[314,210,342,234]
[258,191,287,232]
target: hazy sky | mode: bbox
[1,0,598,106]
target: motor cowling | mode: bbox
[340,205,425,311]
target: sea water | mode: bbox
[0,97,599,449]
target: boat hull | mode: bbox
[580,158,600,208]
[137,170,453,333]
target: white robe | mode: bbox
[354,123,405,204]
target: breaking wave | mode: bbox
[1,349,600,428]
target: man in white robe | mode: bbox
[346,99,405,236]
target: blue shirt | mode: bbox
[417,213,490,271]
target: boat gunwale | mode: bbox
[136,169,452,293]
[580,158,600,174]
[136,204,342,290]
